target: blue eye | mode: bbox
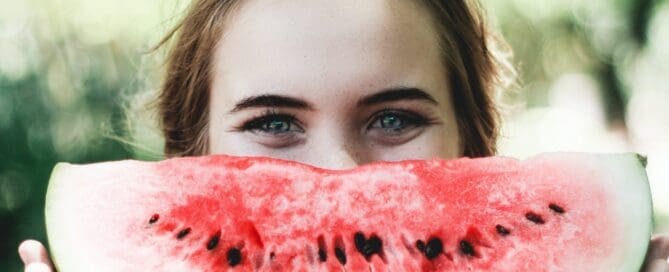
[379,114,404,130]
[369,111,427,132]
[263,119,291,133]
[242,113,302,135]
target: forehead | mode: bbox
[212,0,447,105]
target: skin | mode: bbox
[19,0,669,271]
[208,0,460,166]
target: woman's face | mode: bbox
[209,0,460,169]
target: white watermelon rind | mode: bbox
[45,163,82,271]
[529,153,652,272]
[45,161,160,272]
[595,153,652,272]
[46,162,101,272]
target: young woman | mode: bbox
[19,0,669,271]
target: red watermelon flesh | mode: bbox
[45,153,652,271]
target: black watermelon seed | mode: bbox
[149,214,159,224]
[318,248,327,262]
[495,225,510,236]
[227,248,242,267]
[549,203,565,214]
[269,252,275,260]
[424,238,443,260]
[364,235,383,257]
[176,228,191,239]
[525,212,546,224]
[459,240,476,256]
[354,232,383,259]
[334,247,347,265]
[415,240,426,252]
[206,231,221,250]
[354,232,366,253]
[317,236,327,262]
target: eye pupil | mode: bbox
[265,119,290,132]
[381,114,403,130]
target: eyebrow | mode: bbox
[230,94,314,112]
[357,87,438,107]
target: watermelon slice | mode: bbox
[45,153,652,271]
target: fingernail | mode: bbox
[18,240,41,263]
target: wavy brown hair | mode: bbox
[157,0,511,157]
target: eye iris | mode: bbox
[265,119,289,132]
[381,115,403,130]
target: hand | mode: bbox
[643,235,669,272]
[18,240,55,272]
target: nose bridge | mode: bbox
[309,130,363,170]
[320,144,360,170]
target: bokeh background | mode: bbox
[1,0,668,270]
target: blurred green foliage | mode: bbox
[0,28,137,272]
[1,0,668,270]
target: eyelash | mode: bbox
[236,109,301,133]
[367,108,433,130]
[235,108,436,134]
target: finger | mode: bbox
[644,259,669,272]
[646,235,669,262]
[24,263,52,272]
[18,240,53,267]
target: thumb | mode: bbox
[18,240,54,269]
[644,259,669,272]
[24,263,52,272]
